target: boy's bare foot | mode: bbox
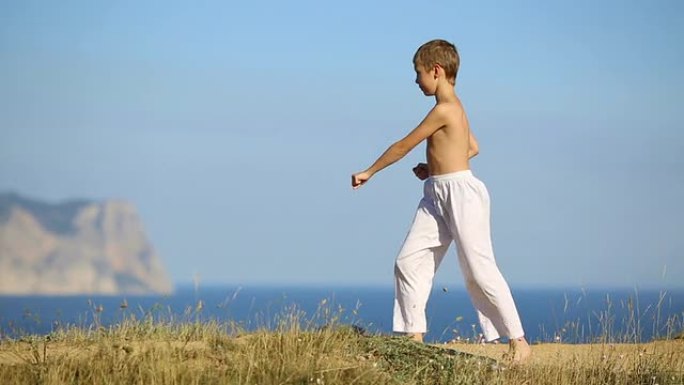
[406,333,424,343]
[507,337,532,365]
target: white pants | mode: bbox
[393,170,524,341]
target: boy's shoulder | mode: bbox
[430,100,464,119]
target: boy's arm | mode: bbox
[468,130,479,159]
[352,106,447,189]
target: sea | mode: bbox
[1,286,683,343]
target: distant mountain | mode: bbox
[0,192,173,295]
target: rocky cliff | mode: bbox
[0,192,173,295]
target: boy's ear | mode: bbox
[433,64,442,78]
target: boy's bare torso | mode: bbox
[426,99,472,176]
[351,61,479,190]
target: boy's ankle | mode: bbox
[509,336,528,345]
[406,333,424,343]
[502,336,532,365]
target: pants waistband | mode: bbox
[428,170,473,182]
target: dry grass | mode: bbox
[1,293,683,384]
[448,340,684,384]
[0,315,683,385]
[0,320,391,385]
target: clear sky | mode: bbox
[1,1,682,289]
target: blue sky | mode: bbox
[1,0,682,289]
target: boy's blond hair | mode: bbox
[413,39,460,85]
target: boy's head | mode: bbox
[413,39,460,85]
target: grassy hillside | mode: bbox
[1,318,682,385]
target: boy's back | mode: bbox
[425,100,472,176]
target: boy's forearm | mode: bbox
[366,143,408,175]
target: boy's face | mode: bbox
[414,64,437,96]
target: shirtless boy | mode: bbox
[351,39,531,363]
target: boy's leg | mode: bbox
[446,177,525,342]
[393,196,451,336]
[455,241,503,340]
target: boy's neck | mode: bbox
[434,81,458,104]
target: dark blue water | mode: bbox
[1,286,682,343]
